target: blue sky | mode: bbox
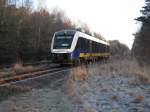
[8,0,32,6]
[34,0,145,48]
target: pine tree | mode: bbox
[132,0,150,65]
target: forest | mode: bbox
[1,0,149,66]
[0,0,77,64]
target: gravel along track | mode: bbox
[0,68,75,112]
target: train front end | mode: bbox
[50,30,76,64]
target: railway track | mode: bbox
[0,66,70,86]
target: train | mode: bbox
[50,29,110,64]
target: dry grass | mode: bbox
[66,66,89,105]
[67,58,150,111]
[67,58,150,85]
[132,95,145,103]
[70,66,87,81]
[67,58,150,96]
[86,59,150,84]
[0,63,36,78]
[13,63,34,74]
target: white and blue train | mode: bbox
[50,29,110,64]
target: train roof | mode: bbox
[77,31,109,46]
[55,29,109,46]
[54,29,76,35]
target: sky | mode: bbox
[35,0,145,48]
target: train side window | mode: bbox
[99,44,101,52]
[95,42,97,52]
[85,39,88,51]
[97,43,99,52]
[94,42,96,52]
[82,38,85,50]
[81,38,84,50]
[89,40,92,52]
[86,39,90,52]
[77,37,82,49]
[99,43,101,52]
[102,44,105,52]
[92,41,94,52]
[99,44,102,52]
[93,42,95,52]
[96,42,98,52]
[78,37,85,51]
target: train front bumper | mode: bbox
[51,53,74,64]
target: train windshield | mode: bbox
[53,34,74,49]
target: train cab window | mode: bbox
[53,34,74,49]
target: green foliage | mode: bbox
[132,0,150,65]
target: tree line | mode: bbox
[0,1,100,65]
[132,0,150,66]
[109,40,130,59]
[0,0,130,65]
[0,0,77,64]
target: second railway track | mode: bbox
[0,66,70,86]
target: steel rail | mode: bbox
[0,66,69,86]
